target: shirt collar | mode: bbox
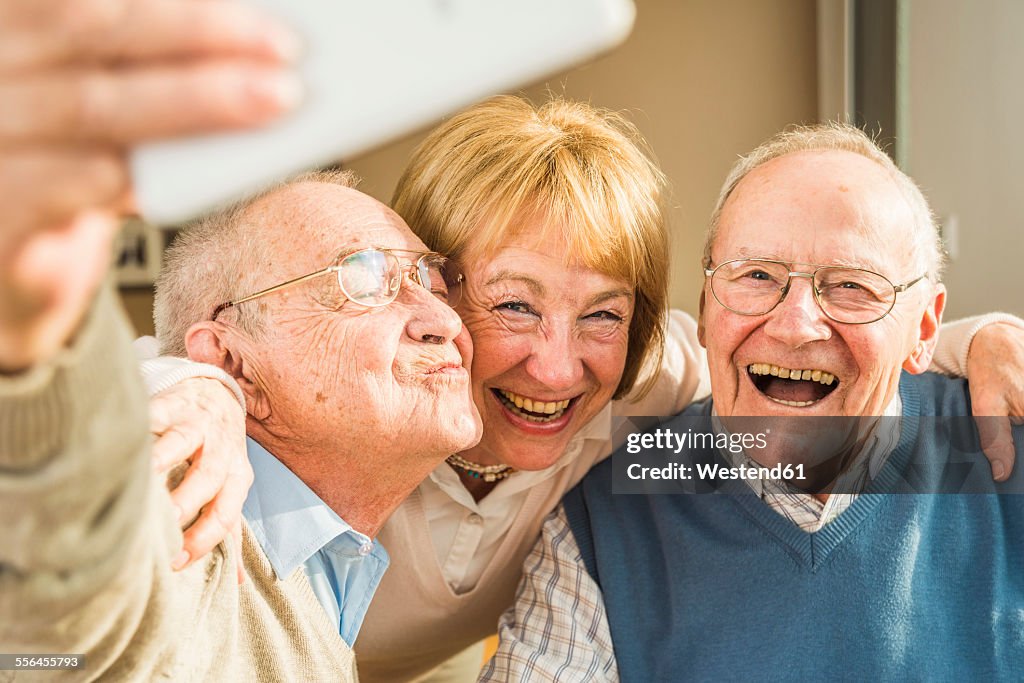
[242,437,367,580]
[426,401,615,500]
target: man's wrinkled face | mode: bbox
[245,183,482,461]
[699,150,943,420]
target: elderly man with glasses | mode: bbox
[2,141,481,679]
[484,124,1024,682]
[153,168,482,643]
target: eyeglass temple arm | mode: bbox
[211,266,339,320]
[893,274,928,293]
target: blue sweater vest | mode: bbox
[563,373,1024,682]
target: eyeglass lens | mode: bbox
[337,249,462,307]
[416,256,462,306]
[711,260,896,323]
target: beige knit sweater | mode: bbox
[0,283,355,682]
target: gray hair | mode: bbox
[154,168,359,357]
[704,122,945,281]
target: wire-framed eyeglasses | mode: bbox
[211,246,463,321]
[703,258,927,325]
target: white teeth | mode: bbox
[747,364,838,386]
[499,390,571,418]
[766,396,818,408]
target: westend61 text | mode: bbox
[625,427,768,455]
[626,462,806,481]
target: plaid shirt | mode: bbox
[480,504,618,682]
[481,400,902,681]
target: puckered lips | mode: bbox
[491,388,580,432]
[425,361,467,375]
[410,350,470,385]
[747,362,840,408]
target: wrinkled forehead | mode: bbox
[257,182,429,267]
[328,220,429,262]
[712,150,917,274]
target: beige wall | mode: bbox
[121,0,818,334]
[347,0,818,317]
[121,289,156,337]
[905,0,1024,318]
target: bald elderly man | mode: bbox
[155,168,483,647]
[484,124,1024,682]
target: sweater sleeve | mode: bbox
[931,313,1024,376]
[134,335,246,408]
[0,283,204,671]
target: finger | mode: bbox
[0,0,301,72]
[178,451,252,572]
[231,522,245,585]
[151,426,205,475]
[0,61,302,146]
[3,209,117,319]
[0,209,118,368]
[148,386,191,437]
[175,492,238,571]
[168,449,229,525]
[975,414,1015,482]
[1,149,127,228]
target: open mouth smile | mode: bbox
[747,363,840,407]
[492,389,576,423]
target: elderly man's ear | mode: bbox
[697,290,708,348]
[185,323,271,420]
[903,284,947,374]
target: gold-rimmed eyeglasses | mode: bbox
[211,247,463,321]
[703,258,927,325]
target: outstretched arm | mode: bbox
[933,314,1024,480]
[0,0,298,666]
[0,283,160,658]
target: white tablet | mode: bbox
[131,0,636,225]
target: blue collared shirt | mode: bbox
[242,438,389,646]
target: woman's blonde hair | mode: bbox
[392,95,669,399]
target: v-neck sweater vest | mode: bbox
[563,372,1024,682]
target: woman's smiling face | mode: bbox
[454,222,634,470]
